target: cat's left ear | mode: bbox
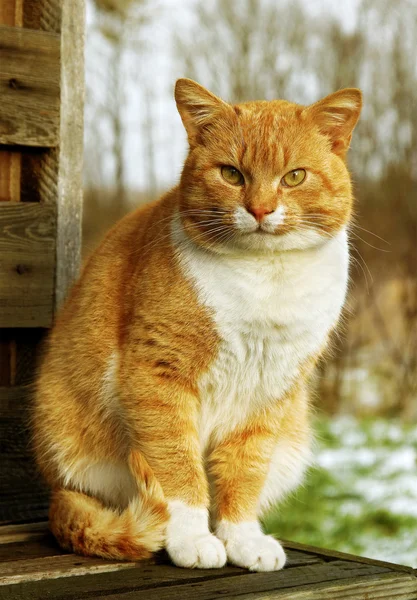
[175,78,231,147]
[308,89,362,158]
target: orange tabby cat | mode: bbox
[33,79,362,571]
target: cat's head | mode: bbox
[175,79,362,254]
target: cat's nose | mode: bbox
[247,206,274,222]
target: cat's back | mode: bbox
[39,192,177,383]
[57,194,174,320]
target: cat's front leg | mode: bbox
[123,376,226,569]
[209,409,286,572]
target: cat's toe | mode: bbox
[247,536,286,572]
[230,536,286,572]
[217,520,286,572]
[167,533,227,569]
[225,534,286,572]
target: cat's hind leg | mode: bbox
[49,451,168,560]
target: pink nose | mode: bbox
[247,206,274,222]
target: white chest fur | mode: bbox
[173,223,349,448]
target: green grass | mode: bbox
[262,416,417,567]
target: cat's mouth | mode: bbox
[247,223,290,236]
[250,229,276,236]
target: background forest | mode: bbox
[83,0,417,566]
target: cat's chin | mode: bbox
[218,228,331,254]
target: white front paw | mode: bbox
[167,533,226,569]
[166,501,226,569]
[216,520,286,572]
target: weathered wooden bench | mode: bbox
[0,522,416,599]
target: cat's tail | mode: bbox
[48,451,169,560]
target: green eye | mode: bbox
[221,166,244,186]
[282,169,306,187]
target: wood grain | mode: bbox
[0,558,414,600]
[0,386,49,524]
[0,521,415,599]
[0,25,60,147]
[0,522,48,545]
[283,539,416,575]
[0,0,22,26]
[250,573,417,599]
[0,0,23,392]
[90,567,415,600]
[54,0,85,309]
[0,151,20,202]
[0,202,56,327]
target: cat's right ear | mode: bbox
[307,89,362,158]
[175,79,229,147]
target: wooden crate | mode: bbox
[0,0,84,523]
[0,522,416,599]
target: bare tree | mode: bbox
[84,0,153,207]
[175,0,314,103]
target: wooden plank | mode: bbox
[54,0,85,309]
[0,522,415,599]
[0,522,322,583]
[0,553,323,592]
[0,554,143,586]
[0,25,60,147]
[0,0,23,398]
[0,387,49,524]
[19,0,85,309]
[0,0,22,26]
[0,522,48,545]
[0,537,63,562]
[0,202,56,327]
[0,559,405,600]
[86,568,416,600]
[0,150,20,202]
[240,573,417,599]
[283,539,415,575]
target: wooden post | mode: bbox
[0,0,23,386]
[21,0,85,310]
[0,0,85,522]
[55,0,85,309]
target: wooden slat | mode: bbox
[259,573,417,600]
[0,558,412,600]
[0,522,415,599]
[0,202,55,327]
[88,569,417,600]
[0,25,60,147]
[0,151,20,202]
[0,387,49,524]
[0,555,143,586]
[0,0,22,26]
[54,0,85,309]
[0,522,48,545]
[283,539,416,575]
[0,0,23,396]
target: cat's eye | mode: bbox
[282,169,306,187]
[221,166,244,186]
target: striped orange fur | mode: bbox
[33,79,362,571]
